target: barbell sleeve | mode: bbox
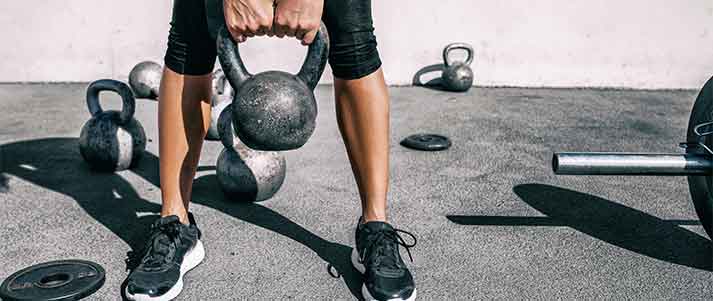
[552,152,713,175]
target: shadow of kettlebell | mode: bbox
[412,63,449,91]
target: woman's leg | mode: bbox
[157,0,219,224]
[325,1,417,300]
[323,0,388,222]
[158,69,212,224]
[125,0,216,299]
[334,70,390,222]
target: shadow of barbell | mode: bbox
[447,184,711,271]
[448,216,701,226]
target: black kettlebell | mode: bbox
[441,43,475,92]
[216,24,329,151]
[206,69,233,141]
[79,79,146,171]
[216,104,287,202]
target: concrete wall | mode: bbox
[0,0,712,89]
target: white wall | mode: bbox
[0,0,712,89]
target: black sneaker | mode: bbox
[125,214,205,301]
[351,220,418,301]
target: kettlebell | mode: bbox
[216,104,287,202]
[441,43,474,92]
[216,24,329,151]
[206,69,234,141]
[129,61,162,99]
[79,79,147,171]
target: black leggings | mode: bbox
[165,0,382,80]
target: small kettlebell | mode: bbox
[441,43,475,92]
[129,61,162,99]
[79,79,147,171]
[217,23,329,151]
[206,69,234,141]
[216,104,287,202]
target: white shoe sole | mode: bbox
[125,240,206,301]
[351,249,417,301]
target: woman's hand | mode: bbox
[223,0,276,43]
[273,0,324,45]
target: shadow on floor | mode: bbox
[447,183,712,271]
[191,174,364,300]
[412,63,451,92]
[0,137,362,299]
[0,173,8,193]
[1,138,160,254]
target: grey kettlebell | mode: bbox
[441,43,474,92]
[216,104,287,202]
[79,79,147,171]
[216,23,329,151]
[206,69,234,141]
[129,61,162,99]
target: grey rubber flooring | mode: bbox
[0,84,710,300]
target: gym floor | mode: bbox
[0,84,710,300]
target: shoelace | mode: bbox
[362,228,417,271]
[139,221,182,269]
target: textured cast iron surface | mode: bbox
[400,133,452,151]
[0,259,105,301]
[217,146,287,202]
[686,75,713,238]
[206,69,233,141]
[441,43,474,92]
[79,80,146,171]
[128,61,162,99]
[216,105,287,202]
[216,24,329,151]
[79,114,145,171]
[231,71,318,151]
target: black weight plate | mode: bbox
[0,260,105,301]
[686,75,713,240]
[400,134,452,151]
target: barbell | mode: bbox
[553,75,713,240]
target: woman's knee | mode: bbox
[164,0,217,75]
[328,31,382,80]
[323,0,381,80]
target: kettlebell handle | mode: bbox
[217,23,330,91]
[217,104,236,149]
[443,43,474,67]
[86,79,136,125]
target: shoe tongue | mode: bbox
[362,221,394,233]
[144,216,181,267]
[362,222,404,273]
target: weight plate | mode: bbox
[685,75,713,239]
[0,260,105,301]
[400,134,452,151]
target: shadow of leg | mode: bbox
[1,138,162,268]
[192,174,364,299]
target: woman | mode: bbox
[124,1,417,300]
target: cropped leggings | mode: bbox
[165,0,382,80]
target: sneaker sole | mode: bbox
[350,249,417,301]
[125,239,206,301]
